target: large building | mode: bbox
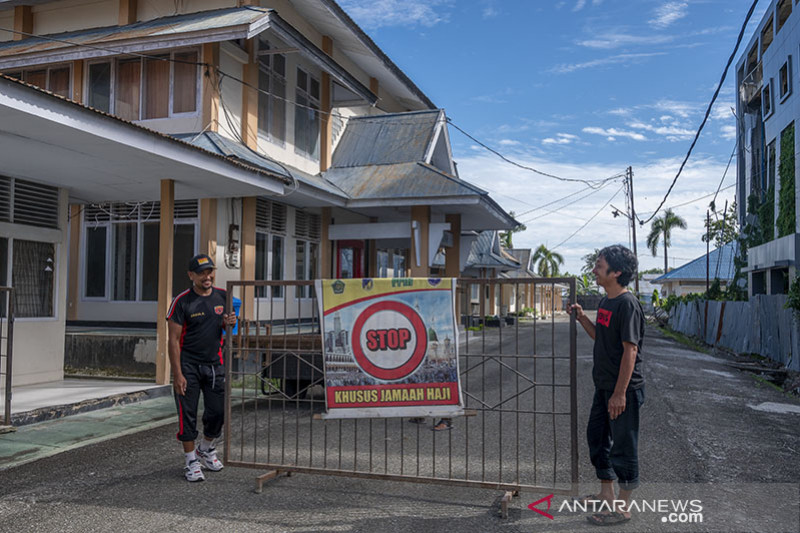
[0,0,517,387]
[735,0,799,296]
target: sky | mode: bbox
[338,0,768,275]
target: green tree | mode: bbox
[532,244,564,277]
[581,248,600,274]
[646,208,687,272]
[702,202,739,249]
[500,212,527,248]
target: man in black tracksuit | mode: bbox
[568,245,645,526]
[167,253,236,482]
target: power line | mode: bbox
[639,0,760,225]
[446,119,626,187]
[519,180,616,225]
[551,184,625,250]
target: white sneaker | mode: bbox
[184,459,205,482]
[196,447,224,471]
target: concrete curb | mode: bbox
[11,385,172,427]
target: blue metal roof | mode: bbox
[0,7,267,57]
[330,110,440,168]
[653,241,738,283]
[465,231,521,270]
[324,161,485,199]
[172,132,347,197]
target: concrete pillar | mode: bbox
[320,36,333,172]
[241,39,259,150]
[240,197,256,320]
[445,214,461,314]
[320,207,331,278]
[13,6,32,41]
[72,61,84,104]
[199,198,217,258]
[66,204,81,321]
[118,0,137,25]
[155,179,175,385]
[410,206,430,277]
[202,43,220,133]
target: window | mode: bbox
[13,240,55,318]
[392,250,406,278]
[763,79,774,117]
[768,139,777,191]
[377,250,389,278]
[83,201,198,301]
[88,62,112,112]
[293,210,320,298]
[295,240,318,298]
[778,0,792,33]
[780,58,792,100]
[255,198,288,298]
[94,50,198,121]
[294,66,320,159]
[257,39,286,144]
[3,65,72,98]
[761,16,774,55]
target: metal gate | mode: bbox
[0,287,14,427]
[224,278,577,497]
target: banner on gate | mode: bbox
[316,278,464,419]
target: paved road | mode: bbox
[0,319,799,532]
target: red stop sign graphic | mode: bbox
[351,300,428,381]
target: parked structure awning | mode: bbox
[0,75,287,203]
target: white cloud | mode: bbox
[452,150,735,274]
[720,124,736,140]
[542,133,579,145]
[550,52,666,74]
[628,121,695,139]
[338,0,453,29]
[573,0,587,12]
[583,127,647,141]
[499,139,521,146]
[577,33,673,50]
[649,1,688,28]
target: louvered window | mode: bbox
[0,176,59,229]
[256,197,287,234]
[294,210,321,241]
[82,199,197,300]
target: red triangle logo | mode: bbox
[528,494,555,520]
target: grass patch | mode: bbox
[751,374,790,395]
[656,326,711,354]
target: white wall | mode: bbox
[6,189,70,387]
[33,0,117,35]
[0,11,13,43]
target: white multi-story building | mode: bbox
[736,0,800,296]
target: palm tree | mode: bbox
[532,244,564,277]
[581,248,600,274]
[646,208,687,272]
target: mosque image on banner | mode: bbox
[316,278,465,419]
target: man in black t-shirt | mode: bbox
[568,245,645,526]
[167,254,236,482]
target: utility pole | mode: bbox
[706,210,710,293]
[627,166,640,295]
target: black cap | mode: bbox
[188,254,216,273]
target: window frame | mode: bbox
[0,237,59,320]
[780,57,792,102]
[80,202,199,303]
[255,229,286,299]
[763,78,775,117]
[3,63,73,99]
[294,238,318,300]
[84,48,200,121]
[256,38,287,147]
[294,65,321,160]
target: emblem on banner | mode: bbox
[362,279,374,291]
[332,280,345,294]
[427,278,441,287]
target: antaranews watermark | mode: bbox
[529,495,703,523]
